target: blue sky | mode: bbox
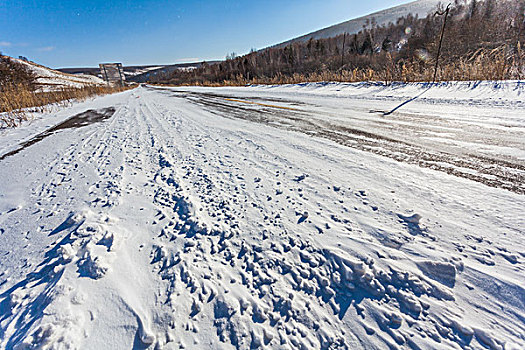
[1,0,410,68]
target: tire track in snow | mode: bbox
[172,88,525,194]
[128,89,524,349]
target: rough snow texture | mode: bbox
[0,82,523,349]
[13,58,105,91]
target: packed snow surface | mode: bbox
[0,82,524,349]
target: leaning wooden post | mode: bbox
[433,3,451,83]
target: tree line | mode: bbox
[150,0,524,85]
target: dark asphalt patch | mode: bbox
[0,107,116,161]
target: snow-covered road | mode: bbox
[0,83,524,349]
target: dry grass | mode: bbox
[0,84,132,127]
[171,45,523,87]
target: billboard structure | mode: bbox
[99,63,125,86]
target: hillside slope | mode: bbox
[13,58,105,91]
[275,0,442,48]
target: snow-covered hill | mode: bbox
[275,0,443,48]
[13,58,105,91]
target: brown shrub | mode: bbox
[0,84,132,127]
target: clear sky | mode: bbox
[1,0,411,68]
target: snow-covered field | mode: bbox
[0,82,523,349]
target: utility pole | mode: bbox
[102,65,110,86]
[516,14,524,80]
[341,32,347,81]
[117,63,124,87]
[433,3,451,83]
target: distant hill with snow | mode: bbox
[59,65,165,80]
[274,0,443,48]
[58,61,221,84]
[54,1,445,83]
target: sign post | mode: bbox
[99,63,125,86]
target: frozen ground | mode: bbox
[0,82,523,349]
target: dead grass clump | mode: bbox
[0,84,132,127]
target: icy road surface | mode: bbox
[0,82,524,349]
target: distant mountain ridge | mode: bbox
[58,62,220,83]
[274,0,443,48]
[56,1,444,82]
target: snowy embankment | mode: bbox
[13,58,105,91]
[0,82,523,349]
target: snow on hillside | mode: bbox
[276,0,443,47]
[122,66,164,78]
[13,58,105,91]
[0,81,523,349]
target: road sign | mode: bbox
[99,63,125,85]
